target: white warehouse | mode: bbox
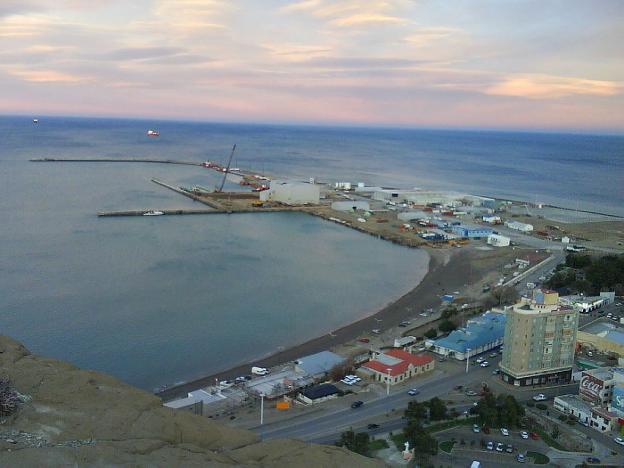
[505,221,534,232]
[260,180,320,205]
[487,234,511,247]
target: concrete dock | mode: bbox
[30,157,203,166]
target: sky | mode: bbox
[1,0,623,132]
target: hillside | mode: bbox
[0,336,382,467]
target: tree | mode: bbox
[427,397,448,421]
[438,319,457,334]
[405,400,427,421]
[551,426,560,440]
[337,429,370,456]
[424,328,437,339]
[441,307,458,320]
[484,286,519,308]
[403,420,438,456]
[329,358,354,382]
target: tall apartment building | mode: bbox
[501,290,579,386]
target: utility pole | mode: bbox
[260,393,265,425]
[466,348,471,373]
[386,369,392,396]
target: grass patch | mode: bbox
[532,428,582,452]
[425,416,479,434]
[368,439,389,452]
[439,440,455,453]
[527,451,549,464]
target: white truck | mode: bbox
[251,366,270,376]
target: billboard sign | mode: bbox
[580,372,604,403]
[612,386,624,415]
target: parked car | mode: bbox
[472,424,480,433]
[501,428,509,436]
[351,401,364,409]
[529,432,540,440]
[466,390,478,396]
[586,457,600,464]
[486,441,494,450]
[492,369,501,375]
[496,442,504,452]
[408,388,420,396]
[480,361,490,367]
[482,427,490,434]
[367,423,380,429]
[358,338,370,343]
[489,352,498,358]
[371,329,381,334]
[476,357,485,363]
[614,436,624,446]
[516,453,526,463]
[520,431,529,439]
[506,444,513,453]
[532,393,547,401]
[399,321,410,327]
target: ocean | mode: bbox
[1,116,622,390]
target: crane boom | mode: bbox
[216,144,236,192]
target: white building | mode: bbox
[334,182,352,190]
[487,234,511,247]
[164,389,226,415]
[505,220,534,232]
[482,215,501,224]
[554,394,592,425]
[260,180,320,205]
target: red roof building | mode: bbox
[360,349,434,385]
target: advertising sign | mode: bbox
[580,372,604,403]
[612,386,624,416]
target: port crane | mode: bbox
[216,144,236,193]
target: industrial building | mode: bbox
[500,290,579,386]
[577,321,624,356]
[504,220,534,232]
[359,349,434,385]
[294,351,345,380]
[451,225,494,239]
[426,311,506,360]
[164,389,228,415]
[487,234,511,247]
[259,180,320,205]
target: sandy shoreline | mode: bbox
[157,246,478,402]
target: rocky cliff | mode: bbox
[0,336,382,467]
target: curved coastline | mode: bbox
[157,247,466,401]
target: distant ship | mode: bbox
[143,210,164,216]
[147,129,160,137]
[33,119,39,124]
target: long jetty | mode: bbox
[98,209,223,217]
[30,157,202,166]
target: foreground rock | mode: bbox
[0,336,382,467]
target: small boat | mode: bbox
[143,210,164,216]
[33,119,39,124]
[147,129,159,137]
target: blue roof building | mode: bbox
[426,311,506,360]
[451,225,494,239]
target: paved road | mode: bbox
[256,363,496,441]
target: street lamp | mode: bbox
[466,348,471,373]
[260,393,265,425]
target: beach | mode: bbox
[157,244,516,401]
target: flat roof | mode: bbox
[555,394,592,412]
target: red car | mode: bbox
[529,432,540,440]
[358,338,370,343]
[482,427,490,434]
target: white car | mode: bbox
[480,361,490,367]
[520,431,529,439]
[472,424,480,433]
[614,437,624,446]
[532,394,547,401]
[476,357,485,363]
[501,428,509,436]
[496,442,504,452]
